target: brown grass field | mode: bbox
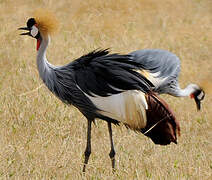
[0,0,211,179]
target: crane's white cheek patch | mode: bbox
[31,25,39,37]
[197,91,204,100]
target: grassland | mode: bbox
[0,0,211,179]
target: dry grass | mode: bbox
[0,0,212,179]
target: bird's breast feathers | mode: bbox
[84,90,148,130]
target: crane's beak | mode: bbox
[18,27,31,36]
[194,97,201,111]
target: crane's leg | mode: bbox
[107,122,116,172]
[82,119,92,172]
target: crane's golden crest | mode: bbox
[33,9,59,36]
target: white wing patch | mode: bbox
[136,69,168,87]
[85,90,148,130]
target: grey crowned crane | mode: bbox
[19,12,180,172]
[129,49,205,110]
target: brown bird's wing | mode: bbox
[141,92,180,145]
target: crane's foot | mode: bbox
[111,158,116,173]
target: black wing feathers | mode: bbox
[72,49,154,97]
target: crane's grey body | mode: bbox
[36,36,153,123]
[129,49,205,110]
[130,49,181,95]
[130,49,204,98]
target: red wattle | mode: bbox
[37,39,41,51]
[190,93,194,99]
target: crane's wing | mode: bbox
[51,49,154,126]
[129,49,181,93]
[71,49,154,97]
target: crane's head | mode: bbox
[189,84,205,111]
[18,9,59,50]
[19,18,40,39]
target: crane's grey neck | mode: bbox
[37,36,49,61]
[173,84,199,97]
[36,35,56,88]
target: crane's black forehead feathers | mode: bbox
[27,18,36,28]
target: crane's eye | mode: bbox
[31,25,39,37]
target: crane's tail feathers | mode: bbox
[140,93,180,145]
